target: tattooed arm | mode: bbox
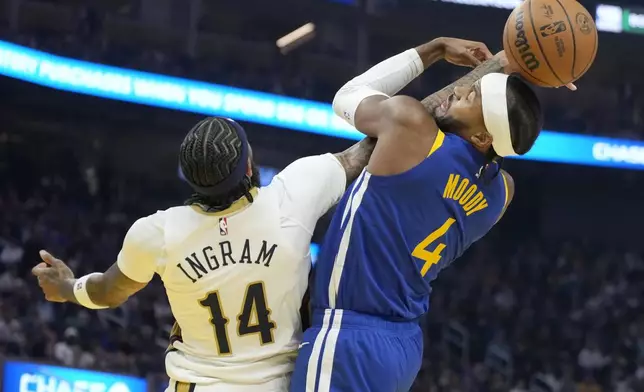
[422,50,576,115]
[421,54,507,115]
[334,137,377,184]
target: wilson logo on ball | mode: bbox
[539,21,567,37]
[514,10,541,71]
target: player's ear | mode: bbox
[470,130,493,149]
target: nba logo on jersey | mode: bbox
[219,217,228,236]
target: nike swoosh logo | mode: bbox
[298,342,310,349]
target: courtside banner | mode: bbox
[1,39,644,170]
[1,360,147,392]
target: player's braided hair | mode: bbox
[180,117,259,212]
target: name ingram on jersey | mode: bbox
[176,240,278,283]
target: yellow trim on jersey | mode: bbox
[166,321,182,354]
[191,187,259,216]
[494,172,510,224]
[427,130,445,157]
[175,381,195,392]
[170,321,182,338]
[501,172,509,208]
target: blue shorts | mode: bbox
[290,309,423,392]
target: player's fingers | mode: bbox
[470,49,486,63]
[39,250,62,266]
[475,45,494,60]
[463,51,482,67]
[556,83,577,91]
[32,262,48,276]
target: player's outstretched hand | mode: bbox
[494,51,577,91]
[32,250,75,303]
[439,37,493,68]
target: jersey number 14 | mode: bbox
[199,281,277,355]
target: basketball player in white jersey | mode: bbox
[32,117,375,391]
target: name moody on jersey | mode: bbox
[177,239,278,283]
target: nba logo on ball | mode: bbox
[539,21,567,37]
[219,217,228,236]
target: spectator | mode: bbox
[578,339,611,372]
[53,327,80,367]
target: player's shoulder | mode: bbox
[160,205,189,215]
[500,169,514,186]
[153,204,223,227]
[499,169,515,205]
[135,206,201,232]
[130,209,167,233]
[263,154,344,194]
[121,210,168,253]
[382,95,429,118]
[381,95,437,133]
[439,132,469,150]
[428,132,477,164]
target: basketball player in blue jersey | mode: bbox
[290,37,559,392]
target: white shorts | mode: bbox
[164,377,290,392]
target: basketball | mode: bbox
[503,0,598,87]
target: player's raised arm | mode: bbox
[333,37,492,137]
[422,50,576,116]
[422,52,508,116]
[332,37,492,175]
[32,214,162,308]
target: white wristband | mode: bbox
[73,273,108,309]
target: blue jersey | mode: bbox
[312,131,509,321]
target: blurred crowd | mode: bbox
[0,150,174,377]
[0,138,643,392]
[412,239,644,391]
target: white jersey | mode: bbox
[115,154,346,386]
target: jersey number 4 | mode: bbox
[413,217,456,277]
[199,281,276,355]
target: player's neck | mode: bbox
[190,187,259,215]
[463,139,491,166]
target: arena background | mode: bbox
[1,0,644,391]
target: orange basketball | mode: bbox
[502,0,598,87]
